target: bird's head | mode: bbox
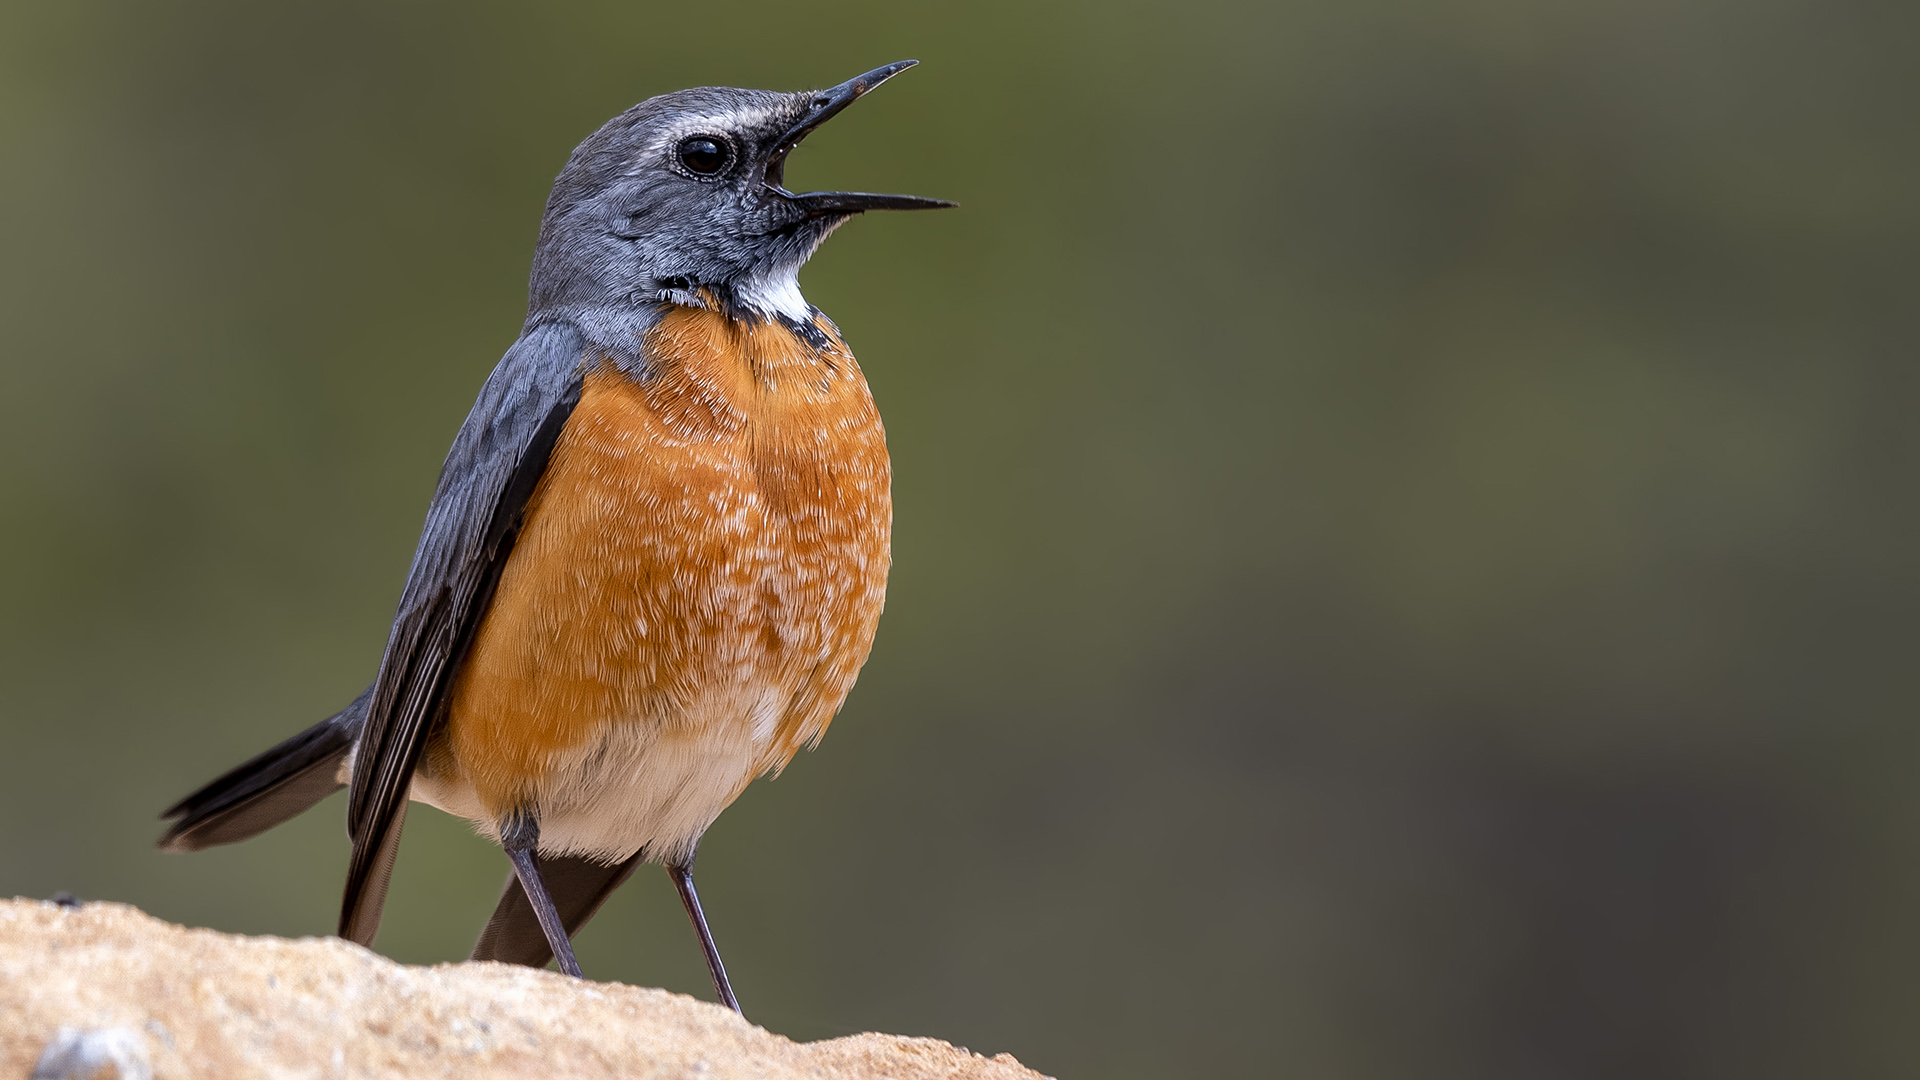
[528,60,952,335]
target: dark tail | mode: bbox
[157,686,371,852]
[471,851,646,968]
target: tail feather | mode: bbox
[157,686,371,852]
[471,851,647,968]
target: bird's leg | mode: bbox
[499,811,584,978]
[667,854,741,1013]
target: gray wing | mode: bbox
[339,319,591,947]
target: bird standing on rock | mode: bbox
[157,61,953,1014]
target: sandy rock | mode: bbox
[0,899,1050,1080]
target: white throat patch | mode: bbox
[733,263,812,323]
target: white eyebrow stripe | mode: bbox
[649,105,789,151]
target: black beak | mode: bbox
[765,60,957,216]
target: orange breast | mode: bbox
[438,306,891,820]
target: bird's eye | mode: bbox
[677,136,731,176]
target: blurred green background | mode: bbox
[2,0,1916,1076]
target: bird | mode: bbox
[156,61,952,1013]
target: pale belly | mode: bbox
[413,310,890,864]
[414,676,802,865]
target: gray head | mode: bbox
[527,60,952,340]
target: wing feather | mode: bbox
[339,319,595,946]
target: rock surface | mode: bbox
[0,899,1050,1080]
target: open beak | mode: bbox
[764,60,958,216]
